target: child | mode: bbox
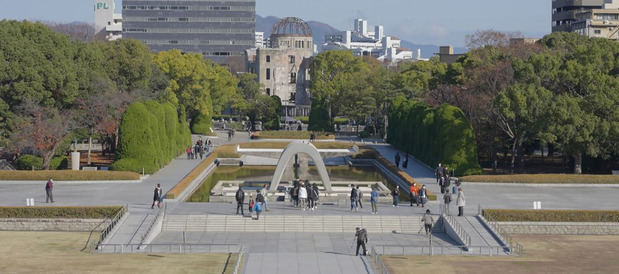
[248,194,255,213]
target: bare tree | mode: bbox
[11,102,77,170]
[45,22,95,42]
[465,29,523,49]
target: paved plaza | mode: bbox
[2,131,619,273]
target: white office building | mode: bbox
[94,0,122,41]
[323,18,421,64]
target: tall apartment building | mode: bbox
[122,0,256,64]
[552,0,607,32]
[94,0,122,41]
[573,1,619,39]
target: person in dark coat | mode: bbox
[355,227,368,256]
[394,153,401,168]
[350,185,358,211]
[312,183,320,210]
[45,178,54,203]
[152,184,162,209]
[391,185,400,207]
[402,154,409,168]
[235,187,245,215]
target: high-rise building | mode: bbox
[572,1,619,39]
[122,0,256,64]
[94,0,122,41]
[552,0,606,32]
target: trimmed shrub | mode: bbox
[113,100,191,174]
[308,99,333,132]
[254,131,335,140]
[15,155,68,170]
[483,209,619,222]
[0,206,123,219]
[387,97,482,176]
[15,155,43,170]
[462,174,619,184]
[190,113,213,135]
[0,170,140,181]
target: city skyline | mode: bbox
[0,0,551,47]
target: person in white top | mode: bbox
[298,183,308,210]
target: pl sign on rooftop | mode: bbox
[94,0,114,35]
[95,2,111,10]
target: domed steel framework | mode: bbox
[271,17,312,37]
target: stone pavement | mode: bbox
[152,231,453,274]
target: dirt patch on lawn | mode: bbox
[383,234,619,274]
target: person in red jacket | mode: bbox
[409,183,419,207]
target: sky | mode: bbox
[0,0,551,47]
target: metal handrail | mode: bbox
[482,210,524,256]
[95,243,243,254]
[95,205,128,249]
[140,203,166,246]
[442,214,472,247]
[369,246,390,274]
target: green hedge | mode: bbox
[462,174,619,184]
[483,209,619,222]
[112,100,191,173]
[0,170,140,181]
[254,131,335,140]
[0,206,123,219]
[308,99,333,132]
[190,113,213,135]
[387,97,482,176]
[15,155,68,170]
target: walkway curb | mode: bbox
[463,182,619,188]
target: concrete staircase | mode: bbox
[454,216,504,247]
[105,213,157,244]
[163,214,423,233]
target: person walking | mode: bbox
[350,185,358,211]
[312,183,320,210]
[45,178,54,203]
[151,184,162,209]
[235,186,245,215]
[435,163,443,183]
[409,183,419,206]
[370,187,378,214]
[457,188,466,216]
[298,183,308,210]
[391,186,400,207]
[394,153,401,168]
[292,183,299,207]
[421,209,434,235]
[307,181,315,210]
[439,176,446,194]
[355,185,363,209]
[443,190,452,216]
[186,147,191,160]
[248,194,254,213]
[255,190,264,220]
[402,154,409,169]
[419,185,428,208]
[260,184,269,211]
[354,227,368,256]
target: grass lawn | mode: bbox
[0,232,236,274]
[239,141,354,150]
[461,174,619,184]
[383,234,619,274]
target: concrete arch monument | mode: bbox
[269,141,332,192]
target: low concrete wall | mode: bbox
[0,218,109,232]
[497,222,619,235]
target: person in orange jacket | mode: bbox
[409,183,419,207]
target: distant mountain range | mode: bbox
[256,15,467,59]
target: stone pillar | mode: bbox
[71,152,80,171]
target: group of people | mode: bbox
[235,184,267,219]
[349,185,368,212]
[435,163,453,194]
[407,183,429,207]
[186,139,211,160]
[289,180,320,211]
[394,152,409,169]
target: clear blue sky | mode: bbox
[0,0,551,47]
